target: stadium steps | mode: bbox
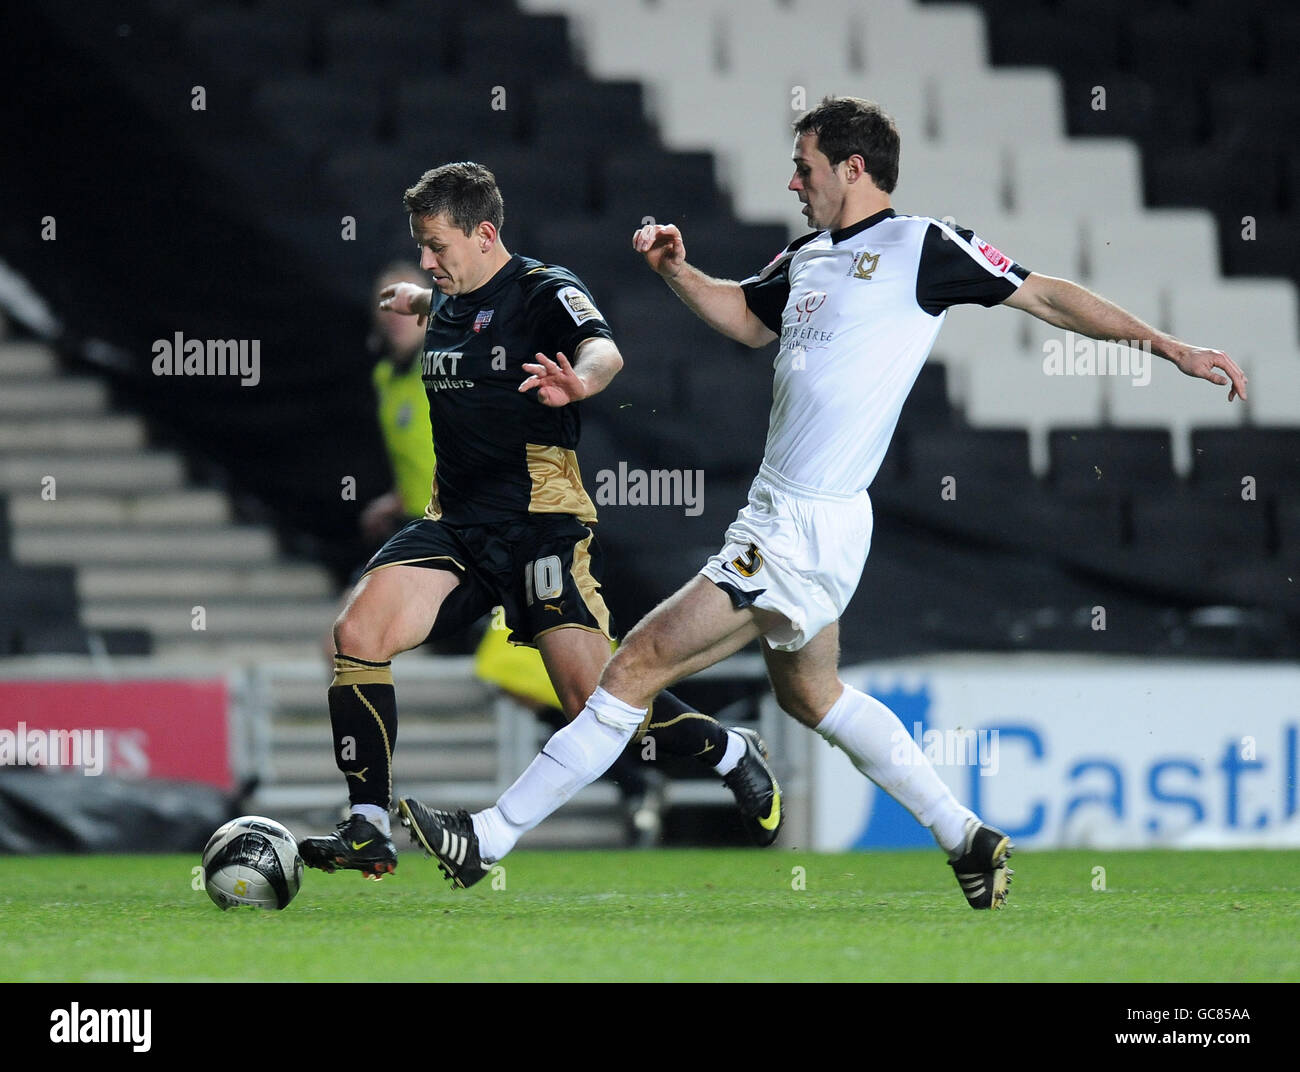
[76,565,332,600]
[0,339,340,659]
[0,454,185,493]
[78,598,342,641]
[249,662,634,848]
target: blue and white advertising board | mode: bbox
[812,659,1300,850]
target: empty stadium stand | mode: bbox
[5,0,1298,663]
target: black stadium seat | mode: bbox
[1048,428,1173,497]
[529,80,652,155]
[0,563,81,655]
[1189,428,1300,501]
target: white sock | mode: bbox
[713,729,747,776]
[816,686,975,855]
[351,803,390,837]
[472,686,646,861]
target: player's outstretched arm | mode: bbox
[632,223,777,348]
[1003,273,1247,401]
[378,282,434,326]
[519,338,624,408]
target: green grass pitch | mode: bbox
[1,849,1296,982]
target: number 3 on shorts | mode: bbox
[524,555,563,606]
[731,543,764,578]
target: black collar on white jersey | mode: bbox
[830,208,896,244]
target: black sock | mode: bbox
[643,689,731,769]
[329,654,397,810]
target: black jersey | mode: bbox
[419,254,614,526]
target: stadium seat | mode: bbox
[1243,356,1300,426]
[931,69,1065,147]
[968,213,1085,281]
[895,361,956,438]
[1109,361,1244,477]
[1048,428,1174,497]
[892,143,1007,227]
[1085,209,1220,292]
[528,79,652,155]
[1167,279,1300,374]
[1008,139,1143,221]
[0,563,80,654]
[669,220,791,285]
[1189,428,1300,502]
[1219,212,1300,284]
[860,0,987,78]
[322,8,457,81]
[184,8,313,85]
[599,150,727,224]
[1207,80,1300,148]
[1129,490,1272,574]
[533,217,655,291]
[1144,141,1282,222]
[984,8,1122,80]
[1061,70,1203,150]
[932,301,1027,407]
[1261,11,1300,83]
[457,12,576,78]
[396,76,528,146]
[964,348,1105,474]
[1277,499,1300,557]
[252,77,384,157]
[905,426,1033,491]
[1127,11,1255,84]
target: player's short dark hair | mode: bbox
[403,161,505,235]
[793,96,900,193]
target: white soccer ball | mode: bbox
[201,815,304,910]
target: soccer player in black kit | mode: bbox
[299,163,782,882]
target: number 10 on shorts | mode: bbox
[524,555,563,606]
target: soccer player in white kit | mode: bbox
[400,96,1248,907]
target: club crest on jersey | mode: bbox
[557,285,603,326]
[793,291,827,322]
[976,239,1011,273]
[850,250,880,279]
[473,309,494,333]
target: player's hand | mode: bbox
[378,282,430,326]
[1170,344,1247,401]
[360,490,405,544]
[633,223,686,278]
[519,351,587,407]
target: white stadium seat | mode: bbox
[929,69,1066,147]
[1167,279,1300,371]
[893,143,1008,226]
[965,348,1106,475]
[972,213,1086,281]
[933,302,1027,406]
[1244,352,1300,425]
[523,0,1298,439]
[1008,139,1144,221]
[1085,209,1220,291]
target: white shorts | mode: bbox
[699,463,873,651]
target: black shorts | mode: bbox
[362,515,614,648]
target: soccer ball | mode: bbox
[201,815,304,910]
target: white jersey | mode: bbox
[741,209,1031,496]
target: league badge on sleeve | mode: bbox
[975,238,1012,273]
[557,286,604,326]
